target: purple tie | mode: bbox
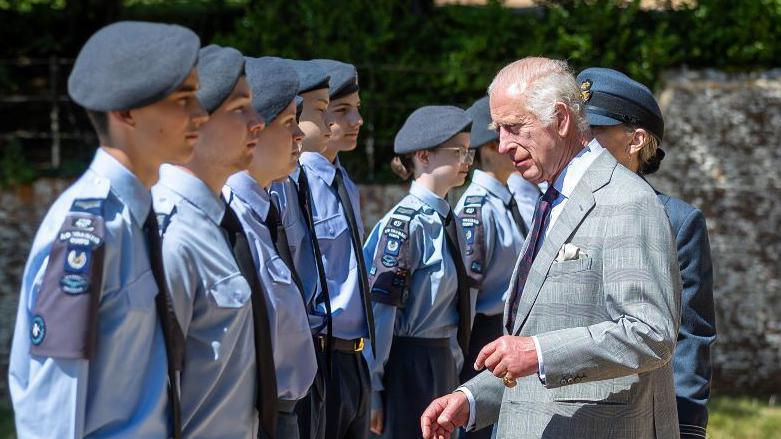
[505,185,560,333]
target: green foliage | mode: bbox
[0,137,38,188]
[220,0,781,181]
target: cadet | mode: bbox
[298,59,376,439]
[506,171,541,231]
[363,106,474,438]
[577,67,716,439]
[152,45,275,438]
[270,59,333,439]
[454,97,528,424]
[224,56,317,439]
[9,21,207,437]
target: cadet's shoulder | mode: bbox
[656,192,705,234]
[34,173,113,242]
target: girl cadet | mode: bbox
[363,106,475,438]
[577,67,716,439]
[454,98,527,437]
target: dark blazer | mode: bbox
[658,192,717,439]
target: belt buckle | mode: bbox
[354,338,364,352]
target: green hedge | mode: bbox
[2,0,780,184]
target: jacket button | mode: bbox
[560,379,566,385]
[567,377,574,384]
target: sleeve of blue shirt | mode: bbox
[9,244,89,438]
[362,215,423,411]
[671,208,715,437]
[161,233,199,334]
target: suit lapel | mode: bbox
[511,150,617,334]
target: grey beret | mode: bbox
[465,96,497,149]
[286,60,330,94]
[245,56,299,123]
[68,21,200,111]
[312,59,359,100]
[394,106,472,154]
[196,45,245,113]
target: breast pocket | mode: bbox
[124,269,158,311]
[208,272,252,308]
[266,256,292,285]
[547,255,593,278]
[314,214,353,270]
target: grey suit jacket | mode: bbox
[463,150,682,438]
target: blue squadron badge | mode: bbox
[385,238,401,256]
[30,315,46,345]
[66,248,89,272]
[580,79,593,103]
[381,255,398,268]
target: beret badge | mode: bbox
[580,79,593,103]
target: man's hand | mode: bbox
[370,409,384,435]
[474,335,539,380]
[420,391,470,439]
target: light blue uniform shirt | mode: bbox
[270,165,328,334]
[299,152,368,340]
[455,170,526,317]
[362,181,465,395]
[9,148,169,438]
[506,172,541,231]
[153,165,258,439]
[225,171,318,401]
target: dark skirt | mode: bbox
[378,336,458,439]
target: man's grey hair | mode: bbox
[488,57,589,134]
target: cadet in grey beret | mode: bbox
[68,20,200,112]
[196,45,246,114]
[465,96,498,150]
[286,60,330,94]
[245,56,300,124]
[394,105,472,154]
[312,59,359,100]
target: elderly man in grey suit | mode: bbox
[421,57,682,439]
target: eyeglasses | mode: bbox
[439,147,475,164]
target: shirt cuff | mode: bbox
[455,387,477,431]
[532,335,546,385]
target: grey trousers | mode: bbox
[459,314,503,439]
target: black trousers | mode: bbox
[318,349,371,439]
[296,352,327,439]
[460,314,503,439]
[375,337,458,439]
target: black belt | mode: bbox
[314,335,364,353]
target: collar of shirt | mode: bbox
[550,138,606,205]
[158,164,225,225]
[507,172,542,200]
[472,169,512,205]
[225,171,271,222]
[409,180,451,218]
[90,147,151,226]
[289,163,302,185]
[300,151,338,186]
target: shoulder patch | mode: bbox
[370,213,415,308]
[457,196,486,288]
[464,195,486,206]
[393,206,418,218]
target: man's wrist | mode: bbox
[455,387,476,431]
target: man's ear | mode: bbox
[416,150,431,169]
[553,101,571,137]
[110,110,136,129]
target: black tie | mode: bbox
[265,199,305,295]
[219,205,278,439]
[442,209,472,355]
[507,196,529,238]
[143,212,185,439]
[332,168,375,353]
[295,169,333,366]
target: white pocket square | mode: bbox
[555,243,585,262]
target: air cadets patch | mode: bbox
[30,197,107,360]
[30,315,46,345]
[580,79,593,103]
[459,194,486,288]
[370,206,418,308]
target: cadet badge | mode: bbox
[580,79,592,103]
[30,315,46,345]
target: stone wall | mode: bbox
[649,69,781,394]
[1,69,780,403]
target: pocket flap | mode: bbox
[208,272,251,308]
